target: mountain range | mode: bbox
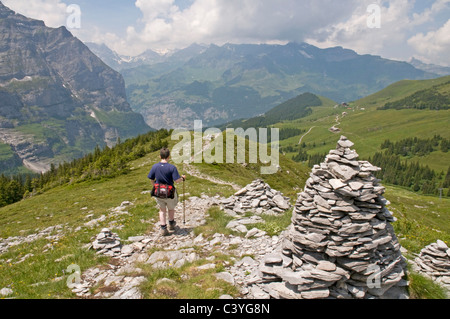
[0,76,448,299]
[0,2,151,174]
[91,42,445,130]
[0,1,449,301]
[86,42,208,72]
[1,0,449,175]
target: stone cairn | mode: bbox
[91,228,122,257]
[412,240,450,293]
[252,136,408,299]
[220,179,291,216]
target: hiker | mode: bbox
[148,147,186,236]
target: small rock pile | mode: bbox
[251,136,408,299]
[412,240,450,292]
[220,179,291,216]
[91,228,122,257]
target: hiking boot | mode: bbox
[168,220,177,231]
[160,226,169,237]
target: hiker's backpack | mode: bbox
[151,183,175,199]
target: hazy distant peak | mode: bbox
[409,57,450,76]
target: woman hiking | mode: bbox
[148,147,186,236]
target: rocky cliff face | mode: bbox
[0,2,150,173]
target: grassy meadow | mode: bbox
[1,80,449,298]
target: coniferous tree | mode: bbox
[443,166,450,188]
[441,138,449,153]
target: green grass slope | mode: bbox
[2,74,450,298]
[274,77,450,175]
[354,75,450,109]
[1,126,449,299]
[0,132,310,298]
[219,92,337,131]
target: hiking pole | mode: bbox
[182,178,186,225]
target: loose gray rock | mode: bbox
[121,245,134,256]
[264,253,283,265]
[197,263,216,270]
[215,272,235,285]
[249,136,408,299]
[127,236,145,243]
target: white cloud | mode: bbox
[408,19,450,66]
[2,0,67,28]
[117,0,449,63]
[411,0,450,26]
[3,0,450,66]
[306,0,450,65]
[135,0,179,21]
[112,0,361,55]
[307,0,415,58]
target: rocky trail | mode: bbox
[182,132,242,191]
[183,163,241,191]
[64,191,287,299]
[2,136,449,299]
[61,136,450,300]
[329,112,347,134]
[298,126,316,145]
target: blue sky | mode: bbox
[63,0,142,37]
[58,0,196,38]
[3,0,450,66]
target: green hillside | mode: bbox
[214,79,450,196]
[1,76,450,299]
[0,143,31,175]
[380,79,450,110]
[272,76,450,192]
[354,75,450,109]
[0,130,310,298]
[219,92,333,131]
[0,128,448,299]
[123,42,435,129]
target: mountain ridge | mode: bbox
[86,42,209,72]
[116,41,437,129]
[0,119,448,299]
[409,58,450,77]
[0,2,151,174]
[270,75,450,176]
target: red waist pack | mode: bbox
[151,183,175,199]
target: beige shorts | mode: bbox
[155,190,178,211]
